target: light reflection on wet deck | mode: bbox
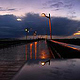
[25,40,51,60]
[12,59,80,80]
[0,40,80,80]
[0,40,51,80]
[12,40,80,80]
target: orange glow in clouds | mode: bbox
[73,31,80,35]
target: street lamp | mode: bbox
[17,18,22,21]
[41,13,52,39]
[25,28,29,40]
[33,31,37,39]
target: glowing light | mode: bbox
[41,13,46,17]
[73,31,80,35]
[41,62,45,66]
[28,31,29,33]
[25,28,28,31]
[17,18,22,21]
[39,50,48,59]
[35,42,37,59]
[30,43,33,59]
[78,31,80,33]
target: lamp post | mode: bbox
[25,28,29,40]
[33,31,37,39]
[41,13,52,39]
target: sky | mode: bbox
[0,0,80,39]
[0,0,80,20]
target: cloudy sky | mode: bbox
[0,0,80,20]
[0,0,80,38]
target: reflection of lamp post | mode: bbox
[41,62,45,66]
[41,60,50,66]
[25,28,29,40]
[41,13,52,39]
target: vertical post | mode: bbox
[26,32,27,40]
[25,28,29,40]
[49,13,52,39]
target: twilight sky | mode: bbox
[0,0,80,39]
[0,0,80,20]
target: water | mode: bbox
[0,40,80,80]
[12,59,80,80]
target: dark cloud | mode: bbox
[0,7,16,11]
[42,0,75,13]
[67,11,76,19]
[22,13,48,35]
[0,15,24,38]
[42,1,63,10]
[0,13,80,38]
[47,0,58,4]
[7,8,16,11]
[50,2,63,8]
[0,7,6,11]
[64,4,73,9]
[51,17,80,36]
[55,8,60,11]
